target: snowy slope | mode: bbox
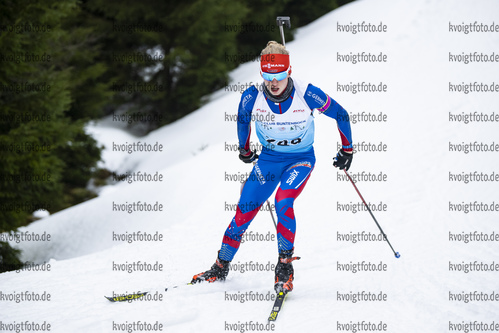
[2,0,499,332]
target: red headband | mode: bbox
[260,54,290,73]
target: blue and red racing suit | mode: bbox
[219,79,353,261]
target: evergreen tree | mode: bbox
[81,0,248,127]
[0,0,102,272]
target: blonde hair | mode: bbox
[260,41,289,55]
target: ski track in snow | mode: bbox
[1,0,499,332]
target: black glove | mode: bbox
[333,149,353,171]
[238,148,258,163]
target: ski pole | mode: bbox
[276,16,291,46]
[266,197,277,230]
[343,169,400,258]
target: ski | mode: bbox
[104,285,186,302]
[268,291,288,321]
[105,291,149,302]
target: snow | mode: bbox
[32,210,50,219]
[2,0,499,331]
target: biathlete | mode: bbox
[191,41,353,294]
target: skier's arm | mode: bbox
[303,84,353,153]
[237,86,259,161]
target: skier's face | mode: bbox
[264,76,288,96]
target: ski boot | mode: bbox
[191,252,230,284]
[274,249,301,293]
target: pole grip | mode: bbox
[276,16,291,46]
